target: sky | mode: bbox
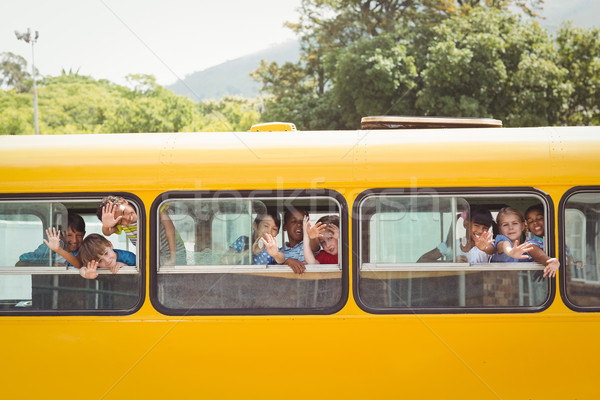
[1,0,302,86]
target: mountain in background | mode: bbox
[167,40,300,101]
[168,0,598,102]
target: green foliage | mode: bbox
[0,52,32,93]
[38,72,117,134]
[195,96,261,132]
[103,74,195,133]
[0,90,33,134]
[254,0,599,128]
[329,34,418,128]
[0,71,260,135]
[252,60,337,130]
[416,8,570,126]
[556,22,600,125]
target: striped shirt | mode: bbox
[115,222,137,246]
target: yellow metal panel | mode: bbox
[1,126,600,398]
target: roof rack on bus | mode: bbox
[249,122,297,132]
[361,116,502,129]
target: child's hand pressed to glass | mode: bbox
[43,227,62,253]
[304,216,327,241]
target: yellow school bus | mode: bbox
[1,123,599,399]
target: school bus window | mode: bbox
[563,191,600,308]
[153,193,345,314]
[0,198,142,314]
[356,192,552,311]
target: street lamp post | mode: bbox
[15,28,40,135]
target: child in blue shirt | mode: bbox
[524,204,559,278]
[261,206,321,274]
[18,213,85,268]
[225,208,282,265]
[488,207,533,262]
[77,233,135,279]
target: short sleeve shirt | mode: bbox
[115,249,136,266]
[280,241,305,262]
[315,251,338,264]
[230,236,275,265]
[115,222,137,246]
[491,235,520,263]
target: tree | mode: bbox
[194,96,261,132]
[0,52,32,93]
[103,74,196,133]
[0,90,33,134]
[329,33,418,128]
[38,71,118,134]
[252,60,339,130]
[415,8,570,126]
[556,22,600,125]
[254,0,552,129]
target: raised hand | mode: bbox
[43,227,62,252]
[260,233,280,258]
[543,258,560,278]
[303,215,326,240]
[473,230,493,252]
[507,240,534,260]
[79,261,99,280]
[102,203,122,228]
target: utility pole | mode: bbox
[15,28,40,135]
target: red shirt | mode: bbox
[315,251,338,264]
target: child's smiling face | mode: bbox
[96,244,118,270]
[468,221,489,242]
[66,227,84,252]
[284,210,305,244]
[113,201,137,226]
[254,216,279,241]
[526,209,544,238]
[499,213,525,241]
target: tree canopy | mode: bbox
[0,66,261,135]
[0,52,32,93]
[254,0,598,129]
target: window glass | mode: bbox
[153,192,345,314]
[356,192,551,312]
[0,198,142,313]
[563,191,600,307]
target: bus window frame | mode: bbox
[559,186,600,312]
[149,189,349,316]
[0,192,146,316]
[352,187,556,314]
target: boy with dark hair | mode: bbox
[97,195,186,265]
[261,206,322,274]
[19,212,86,268]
